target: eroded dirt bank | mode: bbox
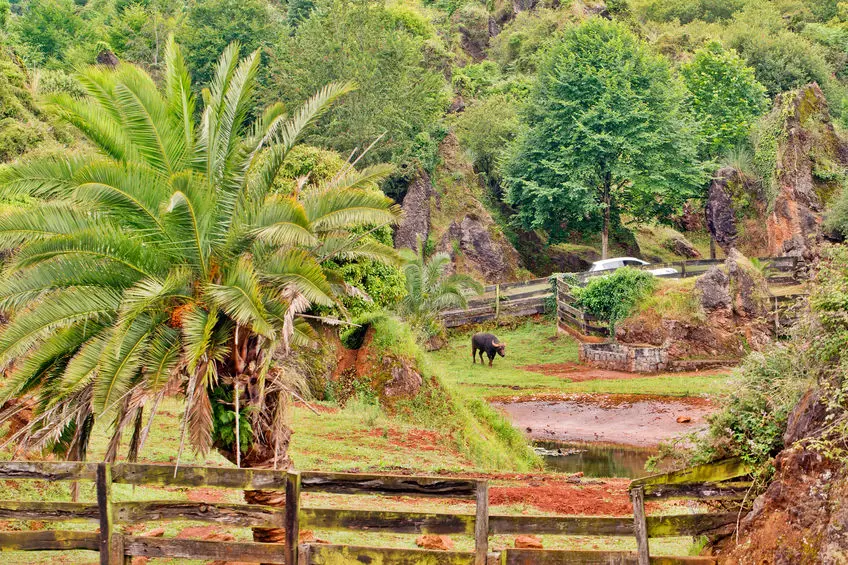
[492,394,715,447]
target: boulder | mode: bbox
[438,215,513,282]
[663,235,701,259]
[705,167,744,253]
[381,356,423,398]
[394,168,434,251]
[726,249,769,319]
[96,49,119,68]
[514,535,543,549]
[416,534,454,551]
[695,266,731,312]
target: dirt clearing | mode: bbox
[492,393,714,447]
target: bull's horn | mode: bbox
[492,339,500,346]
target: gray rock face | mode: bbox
[663,235,701,259]
[381,356,423,398]
[394,169,434,251]
[695,266,731,312]
[438,215,512,282]
[726,249,769,318]
[705,167,742,253]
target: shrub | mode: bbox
[573,268,656,332]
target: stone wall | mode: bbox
[578,342,668,373]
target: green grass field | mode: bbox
[428,319,733,401]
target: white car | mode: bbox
[587,257,678,277]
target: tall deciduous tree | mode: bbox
[267,0,447,167]
[681,41,768,159]
[504,19,705,258]
[0,40,400,483]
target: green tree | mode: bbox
[267,0,447,167]
[177,0,281,86]
[504,19,705,258]
[681,41,768,159]
[453,93,520,192]
[398,242,482,340]
[12,0,86,66]
[0,40,400,489]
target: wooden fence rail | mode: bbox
[0,460,751,564]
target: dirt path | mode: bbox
[492,393,714,447]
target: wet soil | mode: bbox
[492,393,714,447]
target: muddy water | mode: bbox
[534,440,656,478]
[494,394,714,478]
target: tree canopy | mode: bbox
[504,19,706,257]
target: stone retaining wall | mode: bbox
[578,342,668,373]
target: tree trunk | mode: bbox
[601,175,611,260]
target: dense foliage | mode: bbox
[504,19,705,257]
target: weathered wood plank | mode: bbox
[475,481,488,565]
[124,536,286,563]
[300,508,475,534]
[0,501,99,522]
[631,486,650,565]
[306,544,475,565]
[642,481,751,500]
[489,513,736,538]
[0,530,99,552]
[115,501,285,527]
[646,513,737,537]
[0,461,97,481]
[96,463,120,565]
[504,550,717,565]
[489,515,633,536]
[300,472,476,497]
[111,463,289,489]
[286,471,301,565]
[630,458,752,488]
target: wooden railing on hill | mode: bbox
[441,277,551,328]
[442,256,805,330]
[0,459,752,564]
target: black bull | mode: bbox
[471,333,506,366]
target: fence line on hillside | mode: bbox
[0,459,753,564]
[441,257,805,329]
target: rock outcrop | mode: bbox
[717,385,848,564]
[617,250,771,359]
[707,84,848,258]
[395,168,434,251]
[396,134,523,283]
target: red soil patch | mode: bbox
[293,401,338,414]
[185,487,228,503]
[325,427,449,454]
[490,479,661,516]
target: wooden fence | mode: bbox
[0,459,751,564]
[441,277,551,328]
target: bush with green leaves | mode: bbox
[573,268,656,331]
[680,41,768,159]
[453,93,520,190]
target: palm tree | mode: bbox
[0,40,401,479]
[398,241,483,339]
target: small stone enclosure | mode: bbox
[578,342,668,373]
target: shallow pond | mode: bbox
[534,440,656,479]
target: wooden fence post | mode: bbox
[474,480,489,565]
[285,471,301,565]
[630,486,649,565]
[495,284,500,321]
[96,463,124,565]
